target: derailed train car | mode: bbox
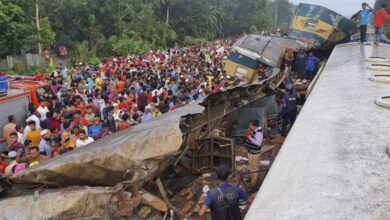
[224,4,356,82]
[0,62,282,219]
[0,4,360,219]
[224,35,306,81]
[288,3,356,49]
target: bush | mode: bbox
[89,56,101,66]
[249,25,260,34]
[183,36,208,46]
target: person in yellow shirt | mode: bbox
[207,72,214,85]
[68,126,80,149]
[152,106,162,119]
[94,74,102,90]
[25,121,41,147]
[61,122,72,149]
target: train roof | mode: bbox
[230,35,307,67]
[245,43,390,219]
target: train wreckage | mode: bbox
[1,36,292,219]
[0,3,360,219]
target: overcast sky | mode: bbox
[290,0,376,17]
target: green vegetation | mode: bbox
[0,0,295,59]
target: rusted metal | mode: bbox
[192,137,236,174]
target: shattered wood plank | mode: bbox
[140,189,168,212]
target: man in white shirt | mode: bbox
[244,119,263,186]
[37,101,49,121]
[76,129,94,148]
[141,105,153,123]
[15,125,25,144]
[24,112,41,136]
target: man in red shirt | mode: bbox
[116,113,131,131]
[374,4,390,45]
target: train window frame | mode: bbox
[236,66,248,78]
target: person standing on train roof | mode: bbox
[359,2,373,43]
[374,4,390,45]
[306,52,320,81]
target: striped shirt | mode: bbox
[245,127,263,153]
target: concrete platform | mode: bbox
[245,43,390,220]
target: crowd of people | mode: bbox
[0,40,252,176]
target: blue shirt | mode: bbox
[198,93,204,103]
[141,112,152,122]
[38,139,52,157]
[360,9,371,25]
[204,183,248,220]
[76,72,83,80]
[171,84,178,96]
[87,77,95,90]
[306,55,320,71]
[88,125,102,137]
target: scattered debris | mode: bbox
[0,186,140,219]
[140,189,168,212]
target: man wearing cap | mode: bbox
[280,85,298,136]
[359,2,373,43]
[38,129,52,157]
[141,105,153,122]
[199,164,250,220]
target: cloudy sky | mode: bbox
[290,0,376,17]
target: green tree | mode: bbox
[0,0,295,60]
[39,17,56,49]
[0,0,30,57]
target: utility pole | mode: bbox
[166,4,170,25]
[274,0,279,28]
[35,0,42,54]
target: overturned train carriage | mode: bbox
[225,35,306,82]
[0,69,281,219]
[1,35,290,218]
[288,3,356,49]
